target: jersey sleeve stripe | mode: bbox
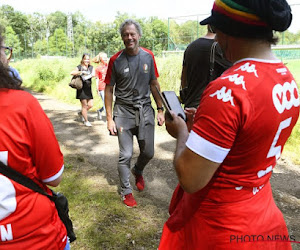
[104,50,123,85]
[42,164,64,183]
[186,131,230,163]
[141,47,159,78]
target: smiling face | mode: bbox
[81,54,90,67]
[121,24,141,55]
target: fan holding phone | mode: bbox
[155,86,186,121]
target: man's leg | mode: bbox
[115,117,135,196]
[99,90,105,113]
[133,121,155,175]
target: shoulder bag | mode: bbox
[179,41,218,104]
[0,161,76,243]
[69,65,83,90]
[69,75,83,89]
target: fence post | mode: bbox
[168,18,170,51]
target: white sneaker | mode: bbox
[97,110,102,120]
[84,121,92,127]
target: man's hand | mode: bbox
[165,111,188,139]
[157,110,165,126]
[107,119,117,135]
[184,108,197,132]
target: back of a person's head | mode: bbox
[92,54,101,64]
[200,0,292,43]
[92,52,108,64]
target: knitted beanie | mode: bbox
[200,0,292,38]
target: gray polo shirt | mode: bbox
[105,47,159,118]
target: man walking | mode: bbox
[180,25,231,108]
[105,19,165,207]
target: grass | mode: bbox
[281,59,300,165]
[53,154,167,249]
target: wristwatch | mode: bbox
[157,106,164,111]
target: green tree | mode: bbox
[148,17,168,54]
[278,31,299,45]
[0,5,30,50]
[0,7,9,31]
[48,28,72,56]
[33,39,48,55]
[46,11,67,34]
[168,19,180,50]
[28,12,48,43]
[4,26,22,57]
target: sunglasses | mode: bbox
[0,46,12,58]
[0,46,13,59]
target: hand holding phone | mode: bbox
[155,86,186,121]
[162,91,186,121]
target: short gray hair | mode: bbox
[119,19,142,37]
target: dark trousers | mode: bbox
[115,115,154,196]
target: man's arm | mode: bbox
[105,85,117,135]
[70,67,82,76]
[91,67,96,77]
[165,112,220,193]
[150,79,165,126]
[44,175,62,187]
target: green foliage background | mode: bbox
[1,4,300,59]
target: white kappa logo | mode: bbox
[234,62,258,77]
[209,86,235,106]
[222,74,246,90]
[272,80,299,114]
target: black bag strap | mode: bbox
[208,41,218,83]
[0,161,54,201]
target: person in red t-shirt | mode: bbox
[0,33,68,250]
[93,52,108,120]
[159,0,299,249]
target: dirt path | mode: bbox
[32,90,300,249]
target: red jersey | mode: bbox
[159,59,299,249]
[0,89,67,249]
[95,64,108,91]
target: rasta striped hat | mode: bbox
[200,0,292,38]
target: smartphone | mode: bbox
[155,86,186,121]
[162,91,186,121]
